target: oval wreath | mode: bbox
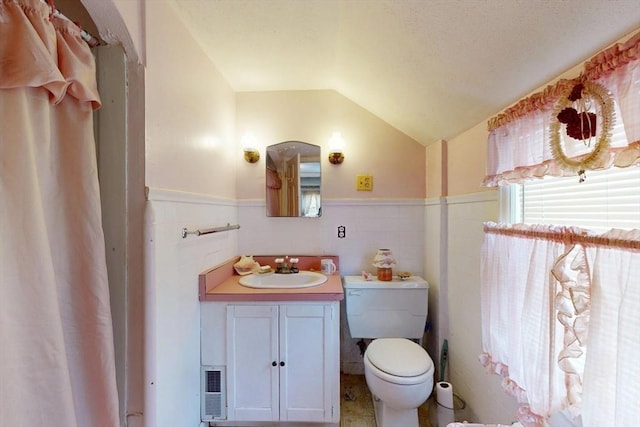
[549,80,615,174]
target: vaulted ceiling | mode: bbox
[168,0,639,146]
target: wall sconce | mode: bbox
[242,132,260,164]
[244,148,260,163]
[328,131,345,165]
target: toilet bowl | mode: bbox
[343,275,433,426]
[364,338,434,427]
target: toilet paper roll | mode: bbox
[436,381,454,409]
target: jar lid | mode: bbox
[373,249,396,268]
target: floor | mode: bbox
[340,374,435,427]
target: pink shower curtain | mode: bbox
[0,1,119,425]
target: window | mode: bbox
[483,36,640,426]
[510,166,640,232]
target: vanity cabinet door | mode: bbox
[225,303,340,423]
[226,305,279,421]
[279,304,335,422]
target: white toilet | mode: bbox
[344,275,434,427]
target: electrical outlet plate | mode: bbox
[357,174,373,191]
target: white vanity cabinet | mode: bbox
[201,301,340,425]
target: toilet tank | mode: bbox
[343,275,429,339]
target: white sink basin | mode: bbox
[239,271,328,289]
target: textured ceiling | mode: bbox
[171,0,639,146]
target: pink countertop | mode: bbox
[202,273,344,302]
[199,255,344,302]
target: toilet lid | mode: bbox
[366,338,433,377]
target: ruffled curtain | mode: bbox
[480,223,640,426]
[483,32,640,187]
[0,1,119,426]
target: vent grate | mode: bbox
[201,366,226,421]
[205,370,221,393]
[205,393,222,418]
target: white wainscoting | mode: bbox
[237,198,426,276]
[444,191,522,424]
[238,198,426,375]
[145,187,239,427]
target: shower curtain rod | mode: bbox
[41,0,101,47]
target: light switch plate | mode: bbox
[356,174,373,191]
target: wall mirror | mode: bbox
[266,141,321,217]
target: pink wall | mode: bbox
[426,140,446,199]
[145,2,237,198]
[447,122,493,196]
[236,90,426,200]
[111,0,145,63]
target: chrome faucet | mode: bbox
[275,257,289,273]
[275,256,299,274]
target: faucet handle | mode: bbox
[289,258,299,273]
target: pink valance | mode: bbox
[583,32,640,81]
[483,31,640,187]
[0,0,101,108]
[487,79,574,132]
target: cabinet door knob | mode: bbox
[272,361,277,367]
[280,361,285,367]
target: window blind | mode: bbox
[520,166,640,231]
